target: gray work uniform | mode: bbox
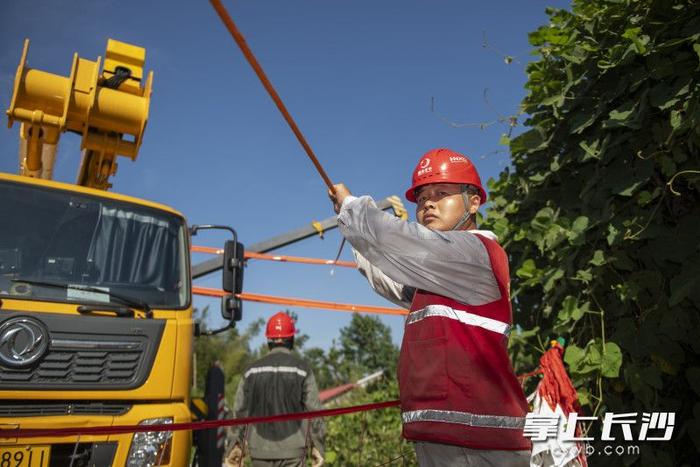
[338,195,530,467]
[229,347,325,465]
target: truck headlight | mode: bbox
[126,417,173,467]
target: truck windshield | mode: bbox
[0,180,189,309]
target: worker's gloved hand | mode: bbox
[311,447,324,467]
[224,442,244,467]
[329,183,352,214]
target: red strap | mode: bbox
[0,400,400,439]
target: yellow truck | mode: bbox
[0,39,242,466]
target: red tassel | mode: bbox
[537,341,588,467]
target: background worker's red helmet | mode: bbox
[405,148,487,204]
[265,312,295,339]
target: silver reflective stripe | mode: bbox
[244,366,307,378]
[407,305,510,335]
[402,409,525,429]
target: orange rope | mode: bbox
[246,251,356,268]
[209,0,334,191]
[191,246,357,268]
[192,245,225,255]
[193,286,408,316]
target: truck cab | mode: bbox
[1,37,244,466]
[0,173,194,466]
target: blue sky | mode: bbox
[1,0,570,352]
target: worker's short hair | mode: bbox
[268,337,294,350]
[461,184,481,199]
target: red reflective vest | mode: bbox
[398,234,531,451]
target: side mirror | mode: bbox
[189,224,243,334]
[221,295,242,322]
[222,240,244,322]
[222,240,244,294]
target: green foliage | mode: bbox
[303,313,400,388]
[484,1,700,464]
[338,314,400,379]
[192,307,264,405]
[324,379,415,466]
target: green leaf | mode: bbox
[564,344,585,368]
[529,173,546,182]
[621,27,649,54]
[601,342,623,378]
[576,387,592,407]
[531,207,554,231]
[637,190,652,206]
[570,112,596,134]
[498,133,510,146]
[609,103,635,121]
[574,268,593,283]
[694,43,700,62]
[516,259,538,279]
[670,110,683,129]
[618,180,643,197]
[510,128,546,154]
[541,94,564,107]
[579,140,601,160]
[603,99,642,129]
[544,268,565,292]
[566,340,622,378]
[574,301,589,321]
[571,216,589,233]
[590,250,605,266]
[559,295,578,320]
[607,224,620,245]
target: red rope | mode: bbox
[1,400,400,439]
[517,368,542,383]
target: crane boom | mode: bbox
[6,39,153,190]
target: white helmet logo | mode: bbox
[419,158,431,169]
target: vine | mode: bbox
[482,1,700,463]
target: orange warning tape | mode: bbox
[193,287,408,316]
[191,246,357,268]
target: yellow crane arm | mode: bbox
[5,39,153,190]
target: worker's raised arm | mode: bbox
[352,249,415,309]
[337,195,501,306]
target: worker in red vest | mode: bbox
[329,148,531,466]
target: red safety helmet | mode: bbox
[405,148,487,204]
[265,312,295,339]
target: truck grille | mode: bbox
[0,402,131,417]
[0,339,144,387]
[0,311,164,390]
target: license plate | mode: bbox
[0,446,50,467]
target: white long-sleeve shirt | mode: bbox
[337,195,502,307]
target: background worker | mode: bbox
[328,148,531,466]
[225,312,325,467]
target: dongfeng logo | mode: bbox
[0,316,49,368]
